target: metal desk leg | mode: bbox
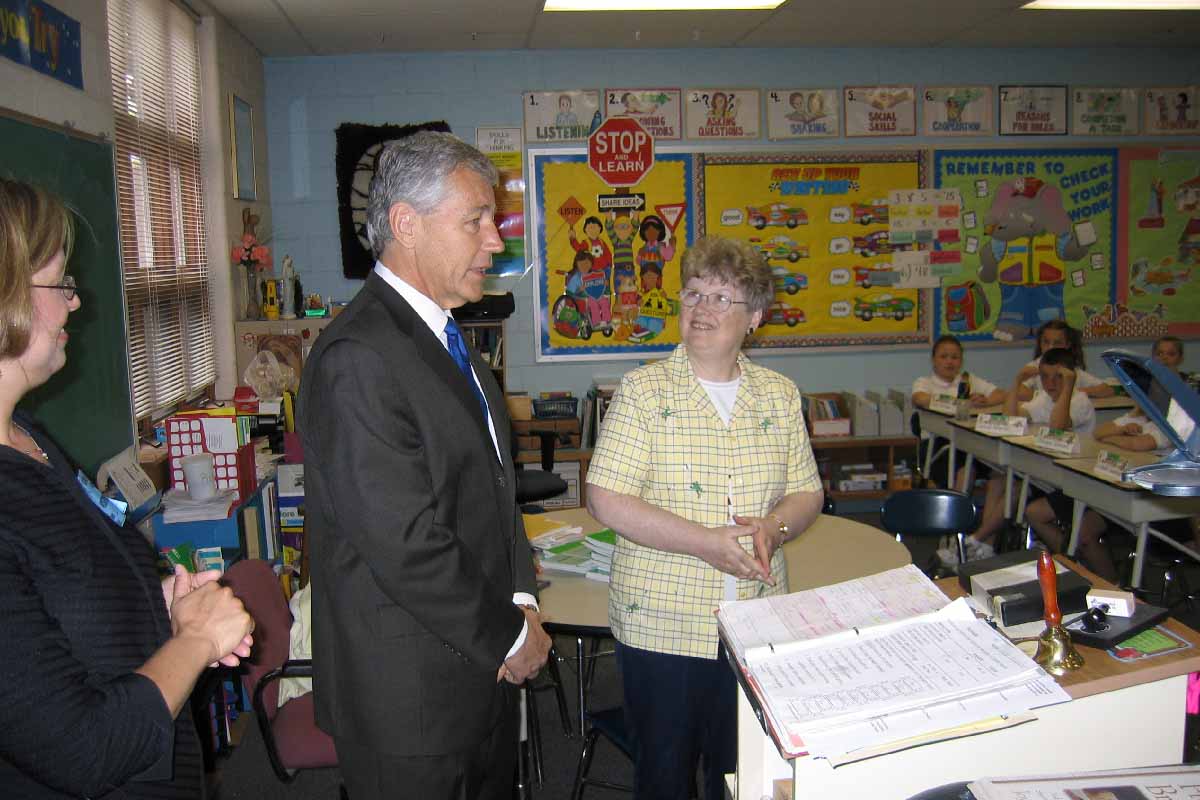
[575,635,586,738]
[1132,522,1150,589]
[1004,467,1013,521]
[1015,475,1030,525]
[1067,500,1086,557]
[960,454,975,493]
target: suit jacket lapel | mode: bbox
[365,275,495,448]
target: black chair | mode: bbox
[515,428,569,512]
[880,488,979,568]
[570,708,633,800]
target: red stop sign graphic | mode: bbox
[588,117,655,188]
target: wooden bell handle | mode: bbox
[1038,550,1061,626]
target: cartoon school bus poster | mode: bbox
[1118,147,1200,338]
[531,150,693,361]
[933,149,1118,342]
[700,151,929,348]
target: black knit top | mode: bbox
[0,415,202,798]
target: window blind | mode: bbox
[108,0,215,420]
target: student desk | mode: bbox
[733,558,1200,800]
[536,509,910,736]
[1054,453,1200,588]
[917,395,1135,493]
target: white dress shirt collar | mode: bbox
[373,261,454,339]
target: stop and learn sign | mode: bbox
[588,117,655,188]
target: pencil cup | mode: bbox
[181,452,217,500]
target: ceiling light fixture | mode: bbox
[1023,1,1200,9]
[544,0,785,11]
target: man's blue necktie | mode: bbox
[444,318,490,422]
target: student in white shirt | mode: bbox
[1016,319,1113,401]
[1007,347,1116,581]
[911,338,1005,567]
[1153,335,1200,392]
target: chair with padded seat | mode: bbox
[880,488,979,569]
[222,559,340,790]
[515,428,569,513]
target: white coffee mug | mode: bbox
[181,452,217,500]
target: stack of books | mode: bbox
[537,528,617,583]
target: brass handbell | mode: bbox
[1033,550,1084,676]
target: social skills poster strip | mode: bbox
[844,86,916,138]
[604,88,682,140]
[765,88,841,140]
[524,90,601,144]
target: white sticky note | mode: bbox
[965,236,979,255]
[962,211,977,229]
[200,417,239,453]
[1090,252,1106,270]
[1074,220,1097,247]
[1071,269,1085,287]
[975,179,989,198]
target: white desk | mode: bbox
[1054,454,1200,588]
[537,511,911,735]
[734,562,1200,800]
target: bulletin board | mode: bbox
[531,149,695,361]
[530,147,931,361]
[932,148,1119,343]
[700,151,929,349]
[1117,146,1200,338]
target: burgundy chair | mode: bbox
[223,559,339,784]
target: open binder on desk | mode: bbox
[717,566,1070,765]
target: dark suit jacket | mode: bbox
[299,271,536,756]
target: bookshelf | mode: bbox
[810,434,919,501]
[457,319,506,392]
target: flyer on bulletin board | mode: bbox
[476,126,526,277]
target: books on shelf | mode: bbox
[716,564,1069,764]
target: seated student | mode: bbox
[945,348,1111,574]
[910,336,1006,566]
[1010,348,1118,581]
[1095,403,1200,554]
[1017,319,1114,401]
[1153,335,1199,392]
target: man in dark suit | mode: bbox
[299,131,551,799]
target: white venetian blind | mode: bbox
[108,0,215,420]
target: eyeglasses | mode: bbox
[680,288,748,313]
[32,275,77,301]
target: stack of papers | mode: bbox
[523,514,584,550]
[161,488,238,523]
[537,528,617,583]
[717,565,1070,765]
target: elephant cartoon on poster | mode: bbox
[979,176,1089,340]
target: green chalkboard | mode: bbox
[1,110,134,476]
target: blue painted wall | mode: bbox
[264,46,1200,399]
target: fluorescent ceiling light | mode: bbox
[545,0,785,10]
[1023,1,1200,9]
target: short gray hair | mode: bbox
[365,131,499,257]
[680,236,774,315]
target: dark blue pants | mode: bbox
[616,640,737,800]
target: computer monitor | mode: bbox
[1101,349,1200,497]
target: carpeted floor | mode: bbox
[209,512,1200,799]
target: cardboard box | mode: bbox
[514,418,580,435]
[506,394,533,421]
[803,392,852,438]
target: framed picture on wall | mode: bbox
[765,88,840,140]
[523,90,601,144]
[1071,87,1139,136]
[998,85,1068,135]
[844,86,916,137]
[1142,87,1200,135]
[684,88,761,140]
[228,94,256,200]
[604,87,682,140]
[921,86,993,136]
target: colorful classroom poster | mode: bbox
[921,87,992,137]
[932,148,1119,343]
[1142,88,1200,135]
[684,88,760,140]
[1116,147,1200,337]
[844,86,916,137]
[1071,88,1139,136]
[476,126,525,277]
[523,90,601,143]
[531,149,694,361]
[999,86,1068,136]
[700,151,929,348]
[765,88,840,140]
[604,88,682,140]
